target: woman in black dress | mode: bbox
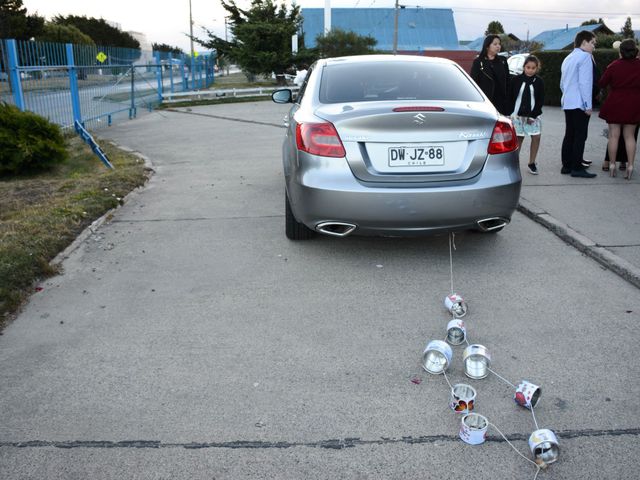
[471,35,511,115]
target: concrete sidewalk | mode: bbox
[515,106,640,289]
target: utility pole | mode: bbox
[393,0,399,54]
[224,17,229,76]
[189,0,195,56]
[324,0,331,35]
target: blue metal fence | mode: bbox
[0,39,215,131]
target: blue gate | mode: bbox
[0,39,215,131]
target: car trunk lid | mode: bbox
[314,101,498,183]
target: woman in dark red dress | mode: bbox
[599,39,640,179]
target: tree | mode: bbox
[621,17,634,39]
[595,33,624,49]
[195,0,301,81]
[0,0,44,40]
[581,18,604,26]
[518,40,543,54]
[314,28,377,58]
[485,21,505,35]
[52,15,139,49]
[152,43,184,54]
[36,23,94,45]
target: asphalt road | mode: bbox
[1,101,638,479]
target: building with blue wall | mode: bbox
[300,8,462,52]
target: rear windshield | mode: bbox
[319,61,484,104]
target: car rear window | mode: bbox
[319,61,484,104]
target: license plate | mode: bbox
[388,146,445,167]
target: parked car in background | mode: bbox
[272,55,521,240]
[507,53,529,76]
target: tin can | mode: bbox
[463,344,491,379]
[459,413,488,445]
[446,319,466,345]
[514,381,542,409]
[421,340,452,375]
[449,383,476,414]
[529,429,560,467]
[444,293,467,318]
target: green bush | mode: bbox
[536,49,620,106]
[0,103,68,176]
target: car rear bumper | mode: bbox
[286,152,522,236]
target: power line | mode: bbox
[378,4,640,17]
[450,7,639,16]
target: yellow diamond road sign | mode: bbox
[96,52,107,63]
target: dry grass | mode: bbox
[0,136,151,330]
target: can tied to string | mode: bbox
[422,340,453,375]
[444,293,467,318]
[529,429,560,467]
[450,383,476,414]
[446,319,466,345]
[463,344,491,379]
[459,412,488,445]
[514,380,542,409]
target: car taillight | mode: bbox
[296,122,346,158]
[487,119,518,154]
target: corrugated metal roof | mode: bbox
[300,8,461,51]
[465,37,484,52]
[531,24,602,50]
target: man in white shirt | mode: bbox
[560,30,597,178]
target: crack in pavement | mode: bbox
[2,427,638,450]
[165,108,284,129]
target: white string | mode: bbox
[488,367,518,389]
[442,370,453,389]
[488,422,541,471]
[533,466,541,480]
[448,232,455,295]
[530,405,540,430]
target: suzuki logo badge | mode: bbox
[413,113,426,125]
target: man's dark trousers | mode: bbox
[562,109,591,171]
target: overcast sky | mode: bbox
[22,0,640,52]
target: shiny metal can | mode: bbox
[514,380,542,409]
[459,413,488,445]
[463,344,491,379]
[421,340,452,375]
[446,319,466,345]
[529,429,560,467]
[449,383,476,414]
[444,293,468,318]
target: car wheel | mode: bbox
[285,193,314,240]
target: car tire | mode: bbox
[285,193,314,240]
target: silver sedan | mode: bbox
[272,55,521,240]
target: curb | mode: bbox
[51,144,155,267]
[517,198,640,290]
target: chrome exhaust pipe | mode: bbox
[476,217,509,232]
[316,222,357,237]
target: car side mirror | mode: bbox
[272,89,293,104]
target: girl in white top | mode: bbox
[509,56,545,174]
